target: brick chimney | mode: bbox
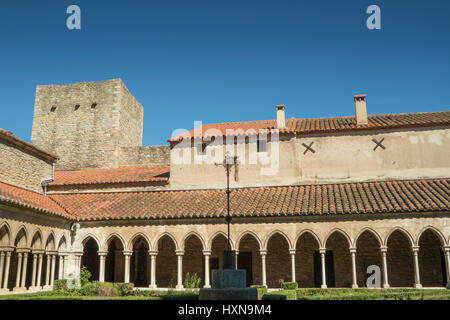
[276,105,286,128]
[354,94,368,125]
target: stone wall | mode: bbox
[31,79,143,170]
[119,146,170,166]
[169,127,450,188]
[0,139,53,193]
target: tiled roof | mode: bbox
[49,179,450,221]
[50,165,170,186]
[0,128,58,162]
[0,181,72,218]
[168,111,450,142]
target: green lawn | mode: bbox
[0,288,448,300]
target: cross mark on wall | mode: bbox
[372,138,386,151]
[302,142,315,154]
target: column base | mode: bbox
[28,286,43,291]
[148,284,157,290]
[414,284,423,289]
[12,287,27,292]
[352,284,359,289]
[43,285,52,290]
[175,284,184,290]
[321,285,327,289]
[203,285,211,289]
[0,288,11,294]
[382,284,390,289]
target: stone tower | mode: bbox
[31,79,144,170]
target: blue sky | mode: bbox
[1,0,449,146]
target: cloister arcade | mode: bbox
[0,222,68,292]
[74,223,450,290]
[1,218,449,292]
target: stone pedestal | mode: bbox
[199,250,257,300]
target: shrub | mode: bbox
[262,289,297,300]
[262,294,286,300]
[282,282,298,290]
[250,285,268,300]
[78,282,95,296]
[184,273,201,289]
[79,266,91,287]
[53,279,68,292]
[114,283,134,296]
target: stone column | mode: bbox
[14,252,22,290]
[442,246,450,289]
[2,251,11,290]
[412,246,422,289]
[380,246,389,288]
[45,254,51,287]
[350,247,358,289]
[63,255,68,279]
[176,251,184,289]
[58,255,64,280]
[149,251,157,289]
[235,250,239,269]
[31,253,38,288]
[289,249,296,283]
[20,252,28,288]
[98,252,107,282]
[203,250,211,288]
[50,254,56,286]
[260,249,267,287]
[0,251,4,287]
[319,249,327,289]
[36,253,43,287]
[123,251,132,283]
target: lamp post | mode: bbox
[215,152,239,267]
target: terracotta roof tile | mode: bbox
[49,178,450,221]
[51,165,170,186]
[169,111,450,143]
[0,181,72,218]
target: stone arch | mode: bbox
[156,233,178,287]
[237,232,262,286]
[416,226,446,247]
[324,228,352,248]
[105,234,125,283]
[386,229,414,287]
[266,231,292,288]
[181,231,206,251]
[355,229,383,287]
[14,226,28,248]
[183,233,205,287]
[294,229,322,249]
[209,232,229,271]
[128,233,152,252]
[324,229,352,287]
[45,233,56,251]
[262,230,293,250]
[235,231,262,250]
[384,227,414,247]
[0,222,11,247]
[130,235,151,287]
[80,234,101,249]
[207,231,229,251]
[155,232,179,251]
[418,228,447,287]
[354,228,382,248]
[31,229,43,250]
[103,233,126,252]
[295,229,321,288]
[58,235,67,252]
[81,235,100,281]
